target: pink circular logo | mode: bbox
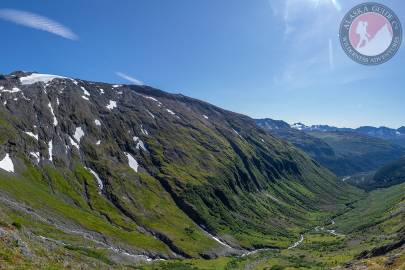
[349,13,393,56]
[340,3,402,65]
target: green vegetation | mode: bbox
[0,76,404,269]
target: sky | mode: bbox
[0,0,404,128]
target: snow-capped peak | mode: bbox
[19,73,66,85]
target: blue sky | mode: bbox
[0,0,404,128]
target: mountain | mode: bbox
[255,118,290,130]
[255,119,405,177]
[345,156,405,190]
[290,123,352,133]
[289,122,405,148]
[307,131,405,176]
[257,120,337,167]
[372,156,405,189]
[0,72,360,268]
[356,126,405,147]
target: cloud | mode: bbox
[268,0,347,89]
[0,9,78,40]
[116,72,144,86]
[331,0,342,11]
[328,38,334,70]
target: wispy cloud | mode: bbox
[0,9,78,40]
[328,38,334,70]
[116,72,144,85]
[268,0,347,88]
[331,0,342,11]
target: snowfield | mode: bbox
[20,73,66,85]
[0,154,14,173]
[106,100,117,110]
[74,127,85,142]
[125,153,139,172]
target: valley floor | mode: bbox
[0,182,403,269]
[138,182,405,270]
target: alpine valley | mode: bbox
[0,72,404,270]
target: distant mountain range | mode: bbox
[285,121,405,147]
[256,118,405,179]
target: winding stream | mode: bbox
[0,192,345,263]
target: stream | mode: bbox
[0,192,344,263]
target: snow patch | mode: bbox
[21,93,31,101]
[74,127,85,142]
[146,110,155,119]
[82,95,89,101]
[69,136,79,149]
[30,152,40,163]
[203,115,209,119]
[48,141,53,162]
[20,73,66,85]
[94,119,101,126]
[200,226,233,249]
[211,236,232,249]
[133,136,147,151]
[342,176,351,182]
[232,128,243,139]
[140,125,149,136]
[106,100,117,110]
[96,140,101,145]
[81,86,90,96]
[24,131,38,140]
[166,109,175,115]
[86,167,104,191]
[48,102,58,126]
[125,152,139,173]
[141,95,162,106]
[0,87,21,93]
[99,88,105,94]
[0,154,14,173]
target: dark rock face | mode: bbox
[0,72,358,262]
[357,236,405,259]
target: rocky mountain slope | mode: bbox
[0,72,360,268]
[256,119,405,178]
